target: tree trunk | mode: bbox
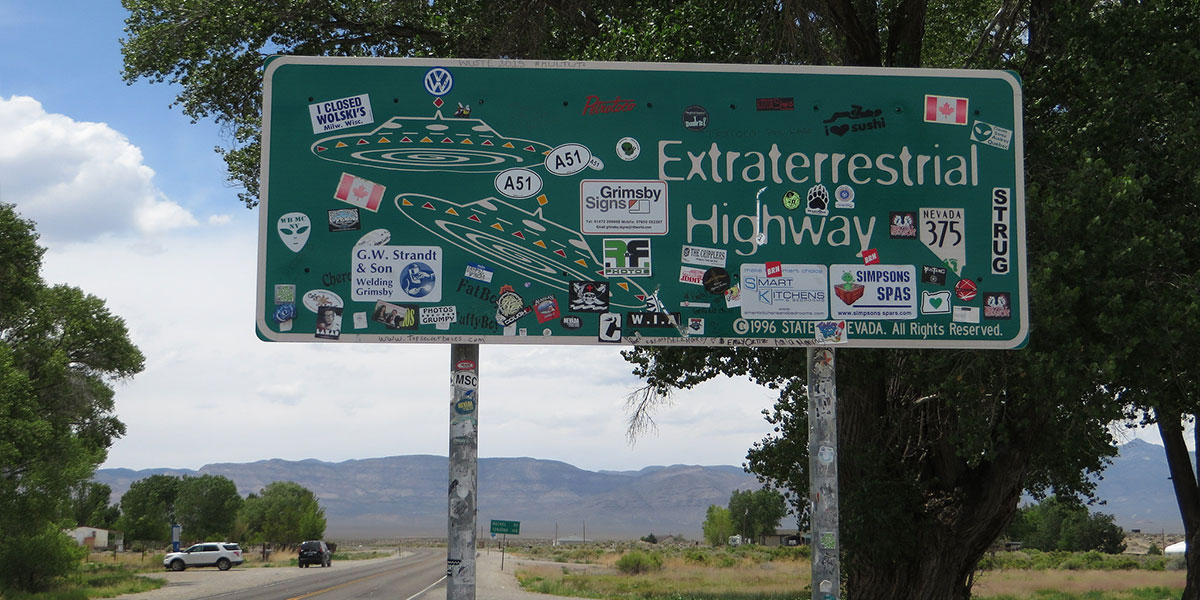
[1157,409,1200,599]
[838,353,1030,599]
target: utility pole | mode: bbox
[447,344,479,600]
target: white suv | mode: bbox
[163,542,244,571]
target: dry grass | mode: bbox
[85,547,302,571]
[517,555,811,599]
[972,569,1185,596]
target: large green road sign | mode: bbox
[257,57,1026,348]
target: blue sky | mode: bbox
[0,2,1160,473]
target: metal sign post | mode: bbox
[489,519,520,571]
[808,348,839,599]
[448,344,479,600]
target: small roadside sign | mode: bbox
[490,519,520,535]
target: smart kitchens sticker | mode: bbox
[309,93,374,134]
[580,180,668,234]
[739,263,829,319]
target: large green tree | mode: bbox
[235,481,325,548]
[176,474,244,542]
[71,481,121,529]
[728,488,788,542]
[1022,0,1200,595]
[117,473,180,545]
[0,204,144,591]
[701,504,734,547]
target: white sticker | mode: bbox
[739,264,829,319]
[351,246,443,303]
[301,289,344,312]
[971,120,1013,150]
[829,264,917,320]
[680,245,727,268]
[277,212,311,253]
[495,168,543,199]
[616,137,641,161]
[421,305,457,329]
[581,180,668,235]
[991,188,1011,275]
[355,228,391,246]
[921,290,952,314]
[920,208,966,275]
[309,93,374,134]
[953,305,981,323]
[545,143,593,176]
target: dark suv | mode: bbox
[298,540,332,568]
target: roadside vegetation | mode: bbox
[513,543,1186,600]
[0,562,163,600]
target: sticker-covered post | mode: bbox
[448,343,479,599]
[808,347,839,599]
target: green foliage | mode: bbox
[614,549,663,574]
[175,475,243,542]
[1005,497,1126,554]
[116,474,180,544]
[0,204,144,592]
[701,505,734,546]
[70,482,120,529]
[1146,543,1161,556]
[727,489,787,541]
[0,525,87,593]
[977,549,1163,572]
[234,481,325,547]
[640,533,658,544]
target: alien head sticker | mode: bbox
[277,212,311,252]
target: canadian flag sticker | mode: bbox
[333,173,386,212]
[924,95,969,125]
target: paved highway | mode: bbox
[119,548,446,600]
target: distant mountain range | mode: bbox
[95,456,764,539]
[92,439,1188,539]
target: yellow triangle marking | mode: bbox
[335,141,348,148]
[502,142,515,148]
[378,137,391,143]
[575,259,588,267]
[617,283,630,291]
[420,136,433,143]
[491,223,504,231]
[445,208,459,216]
[460,138,473,144]
[533,240,547,249]
[401,198,414,206]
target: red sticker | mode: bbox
[765,261,783,278]
[862,249,880,265]
[955,279,978,301]
[455,360,476,371]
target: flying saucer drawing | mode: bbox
[311,112,553,173]
[393,192,650,309]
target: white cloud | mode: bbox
[11,97,777,475]
[0,95,197,244]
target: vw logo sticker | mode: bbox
[424,67,454,96]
